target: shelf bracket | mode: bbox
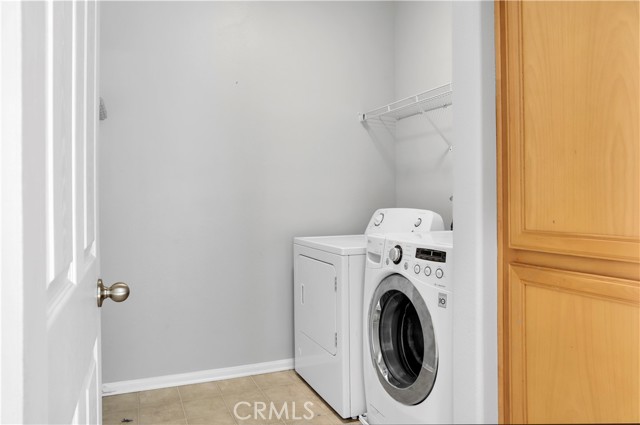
[422,108,453,152]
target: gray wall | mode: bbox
[99,1,396,383]
[451,1,498,423]
[394,1,453,228]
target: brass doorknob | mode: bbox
[97,279,130,307]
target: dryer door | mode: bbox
[368,274,438,405]
[297,255,338,356]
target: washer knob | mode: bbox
[414,218,422,227]
[436,268,444,279]
[414,264,421,274]
[424,266,432,276]
[389,245,403,264]
[374,213,385,226]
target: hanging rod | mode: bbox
[360,83,452,123]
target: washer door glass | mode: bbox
[369,274,438,406]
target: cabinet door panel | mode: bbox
[509,265,639,423]
[505,1,640,262]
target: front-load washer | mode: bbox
[293,209,444,419]
[362,231,453,424]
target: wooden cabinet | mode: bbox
[509,266,639,423]
[496,1,640,423]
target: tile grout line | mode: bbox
[176,386,188,425]
[293,374,348,425]
[217,375,288,425]
[216,380,241,425]
[250,375,285,425]
[136,392,141,424]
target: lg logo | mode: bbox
[438,293,447,308]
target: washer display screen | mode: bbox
[415,248,446,263]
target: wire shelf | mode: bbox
[360,83,452,123]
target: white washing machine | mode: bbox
[362,231,453,424]
[293,209,444,419]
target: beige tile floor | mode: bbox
[103,370,359,425]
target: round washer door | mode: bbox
[368,273,438,406]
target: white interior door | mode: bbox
[0,1,118,423]
[47,1,101,422]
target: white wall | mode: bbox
[99,1,396,383]
[393,5,498,423]
[394,1,453,228]
[451,1,498,423]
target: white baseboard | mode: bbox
[102,358,294,396]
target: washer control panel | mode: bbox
[415,247,446,263]
[388,245,403,264]
[383,236,452,290]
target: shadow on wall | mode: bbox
[361,118,396,172]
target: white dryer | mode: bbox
[362,231,453,424]
[293,209,444,419]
